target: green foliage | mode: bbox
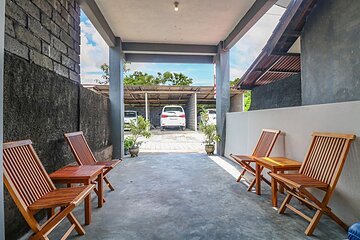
[124,71,165,85]
[127,116,151,148]
[124,136,135,150]
[199,112,221,146]
[97,64,193,86]
[96,63,110,84]
[230,77,240,87]
[162,72,193,86]
[96,62,130,84]
[197,104,207,115]
[244,91,251,112]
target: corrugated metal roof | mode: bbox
[82,84,243,106]
[237,0,318,89]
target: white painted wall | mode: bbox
[225,101,360,224]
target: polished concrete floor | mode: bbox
[50,153,347,240]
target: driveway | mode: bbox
[125,129,205,153]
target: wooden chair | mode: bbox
[64,131,121,191]
[270,132,356,235]
[230,129,281,191]
[3,140,95,240]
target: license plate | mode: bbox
[170,118,177,120]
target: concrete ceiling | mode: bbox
[95,0,256,45]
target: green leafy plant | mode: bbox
[127,116,151,148]
[124,136,136,150]
[199,112,221,146]
[244,91,251,112]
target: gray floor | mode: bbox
[50,153,347,240]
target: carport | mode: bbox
[79,0,276,158]
[84,84,244,130]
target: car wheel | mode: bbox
[181,127,185,131]
[161,127,164,131]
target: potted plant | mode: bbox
[124,136,135,155]
[126,116,151,157]
[199,111,221,155]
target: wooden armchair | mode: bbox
[270,132,356,235]
[230,129,281,191]
[3,140,95,240]
[64,131,121,191]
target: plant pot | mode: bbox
[129,147,139,157]
[205,144,215,155]
[124,149,129,155]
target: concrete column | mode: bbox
[109,37,124,158]
[230,93,244,112]
[0,0,5,238]
[215,43,230,156]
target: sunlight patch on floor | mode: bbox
[207,155,240,180]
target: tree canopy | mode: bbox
[97,63,193,86]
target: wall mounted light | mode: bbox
[174,2,179,11]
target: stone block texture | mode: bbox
[3,0,111,239]
[5,0,81,81]
[250,74,302,111]
[126,106,164,127]
[301,0,360,105]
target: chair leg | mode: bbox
[247,178,256,191]
[104,176,115,191]
[305,210,323,236]
[67,213,85,235]
[237,169,246,182]
[279,194,292,214]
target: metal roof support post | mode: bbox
[194,92,197,131]
[109,37,124,158]
[145,92,149,121]
[0,0,5,238]
[215,43,230,156]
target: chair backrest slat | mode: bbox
[64,131,97,166]
[300,132,355,187]
[3,140,54,207]
[252,129,281,157]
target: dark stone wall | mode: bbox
[3,53,111,239]
[126,106,163,127]
[80,86,111,151]
[5,0,81,82]
[250,74,302,110]
[301,0,360,105]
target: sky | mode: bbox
[80,5,285,85]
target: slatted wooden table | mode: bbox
[49,165,105,225]
[255,157,302,208]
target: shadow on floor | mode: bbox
[49,153,347,240]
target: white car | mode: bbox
[207,109,216,125]
[160,105,186,131]
[124,110,137,130]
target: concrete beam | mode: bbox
[109,38,124,158]
[79,0,116,47]
[223,0,276,50]
[215,43,230,156]
[125,54,213,64]
[122,42,218,55]
[0,0,4,238]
